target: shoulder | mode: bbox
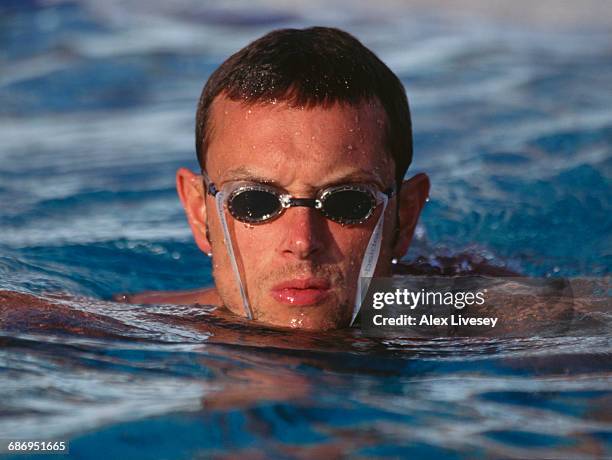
[114,287,222,306]
[392,254,519,276]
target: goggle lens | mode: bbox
[229,189,282,223]
[319,189,375,224]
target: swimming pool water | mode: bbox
[0,1,611,458]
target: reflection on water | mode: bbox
[0,0,611,458]
[1,287,610,458]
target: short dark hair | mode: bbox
[195,26,412,185]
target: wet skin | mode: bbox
[165,96,429,331]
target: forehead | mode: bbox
[205,96,394,189]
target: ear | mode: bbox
[392,172,430,259]
[176,167,212,255]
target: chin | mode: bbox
[258,316,347,331]
[256,302,352,331]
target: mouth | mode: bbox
[270,278,331,306]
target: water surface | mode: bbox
[0,1,610,458]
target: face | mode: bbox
[179,95,429,330]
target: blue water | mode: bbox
[0,1,611,459]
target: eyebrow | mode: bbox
[220,166,386,190]
[221,166,274,184]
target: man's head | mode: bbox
[177,27,429,330]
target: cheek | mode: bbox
[327,225,375,269]
[332,209,397,278]
[332,228,368,252]
[206,218,264,315]
[208,219,282,285]
[232,225,278,259]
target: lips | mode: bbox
[270,278,331,306]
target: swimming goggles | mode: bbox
[201,170,393,325]
[202,173,395,226]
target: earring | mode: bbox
[391,258,398,265]
[206,252,212,257]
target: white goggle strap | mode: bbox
[350,193,389,326]
[214,191,254,320]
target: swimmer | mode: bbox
[120,26,430,330]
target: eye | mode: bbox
[229,189,281,222]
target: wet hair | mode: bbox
[195,26,412,186]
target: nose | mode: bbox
[277,206,325,260]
